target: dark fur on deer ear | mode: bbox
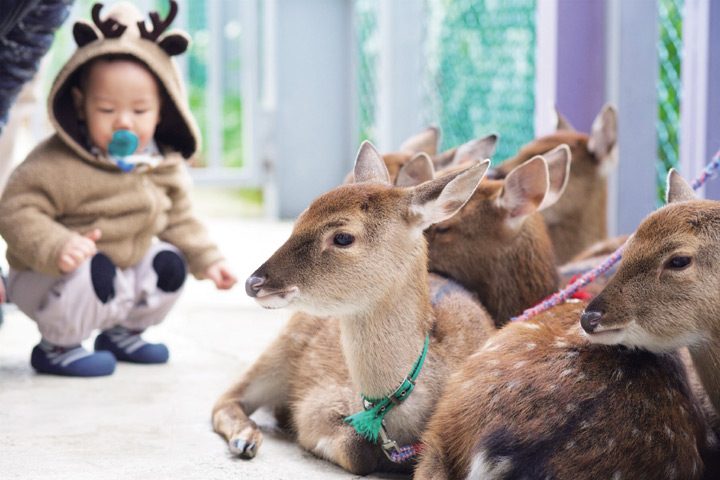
[158,31,190,56]
[73,21,99,47]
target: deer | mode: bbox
[580,169,720,452]
[212,141,500,474]
[486,103,618,264]
[398,145,571,326]
[414,298,718,479]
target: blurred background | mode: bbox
[3,0,718,236]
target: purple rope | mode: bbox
[389,444,424,463]
[511,149,720,323]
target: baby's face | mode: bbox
[73,59,161,155]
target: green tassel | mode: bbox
[344,404,389,443]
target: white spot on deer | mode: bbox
[553,337,568,348]
[612,471,622,480]
[506,381,520,391]
[607,438,616,449]
[519,322,540,329]
[560,368,574,378]
[664,424,675,441]
[526,343,537,350]
[513,361,527,369]
[485,342,500,352]
[491,370,502,378]
[487,359,500,366]
[565,350,579,359]
[612,368,624,381]
[314,437,336,460]
[467,451,512,480]
[564,440,576,450]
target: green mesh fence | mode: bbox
[657,0,683,204]
[423,0,536,162]
[355,0,379,145]
[354,0,535,161]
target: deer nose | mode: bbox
[580,310,603,333]
[245,276,265,297]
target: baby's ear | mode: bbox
[158,30,190,56]
[71,87,86,120]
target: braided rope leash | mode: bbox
[511,149,720,323]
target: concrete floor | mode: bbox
[0,213,405,480]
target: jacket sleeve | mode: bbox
[154,160,224,277]
[0,157,76,276]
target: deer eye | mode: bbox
[666,256,691,270]
[333,233,355,247]
[436,226,451,234]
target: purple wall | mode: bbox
[555,0,607,131]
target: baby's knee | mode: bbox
[152,250,186,293]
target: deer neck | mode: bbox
[339,266,432,400]
[688,334,720,415]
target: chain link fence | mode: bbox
[657,0,683,204]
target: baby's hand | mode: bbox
[58,229,102,273]
[202,260,237,290]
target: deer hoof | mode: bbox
[230,438,258,459]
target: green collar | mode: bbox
[344,333,430,443]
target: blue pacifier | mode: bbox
[108,130,139,172]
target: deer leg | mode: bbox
[413,445,452,480]
[293,385,381,475]
[212,333,294,459]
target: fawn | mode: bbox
[581,169,720,442]
[213,142,498,474]
[400,145,571,326]
[415,299,716,479]
[487,104,618,264]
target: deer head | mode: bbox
[246,141,489,317]
[580,169,720,352]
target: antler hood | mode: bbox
[48,1,200,162]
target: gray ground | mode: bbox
[0,210,407,480]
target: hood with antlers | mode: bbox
[48,1,200,162]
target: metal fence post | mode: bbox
[679,0,720,200]
[376,0,425,152]
[606,0,659,235]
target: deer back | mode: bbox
[417,301,713,480]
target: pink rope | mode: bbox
[511,149,720,323]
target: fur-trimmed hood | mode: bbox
[48,1,200,164]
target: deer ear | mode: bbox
[436,133,498,171]
[666,169,697,204]
[409,160,489,230]
[395,153,434,187]
[399,125,439,155]
[588,103,618,159]
[537,144,571,210]
[353,141,391,185]
[158,30,190,56]
[497,156,549,226]
[555,105,575,131]
[73,21,99,47]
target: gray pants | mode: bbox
[8,242,185,346]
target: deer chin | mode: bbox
[583,325,628,346]
[254,286,299,309]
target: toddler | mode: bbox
[0,1,237,377]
